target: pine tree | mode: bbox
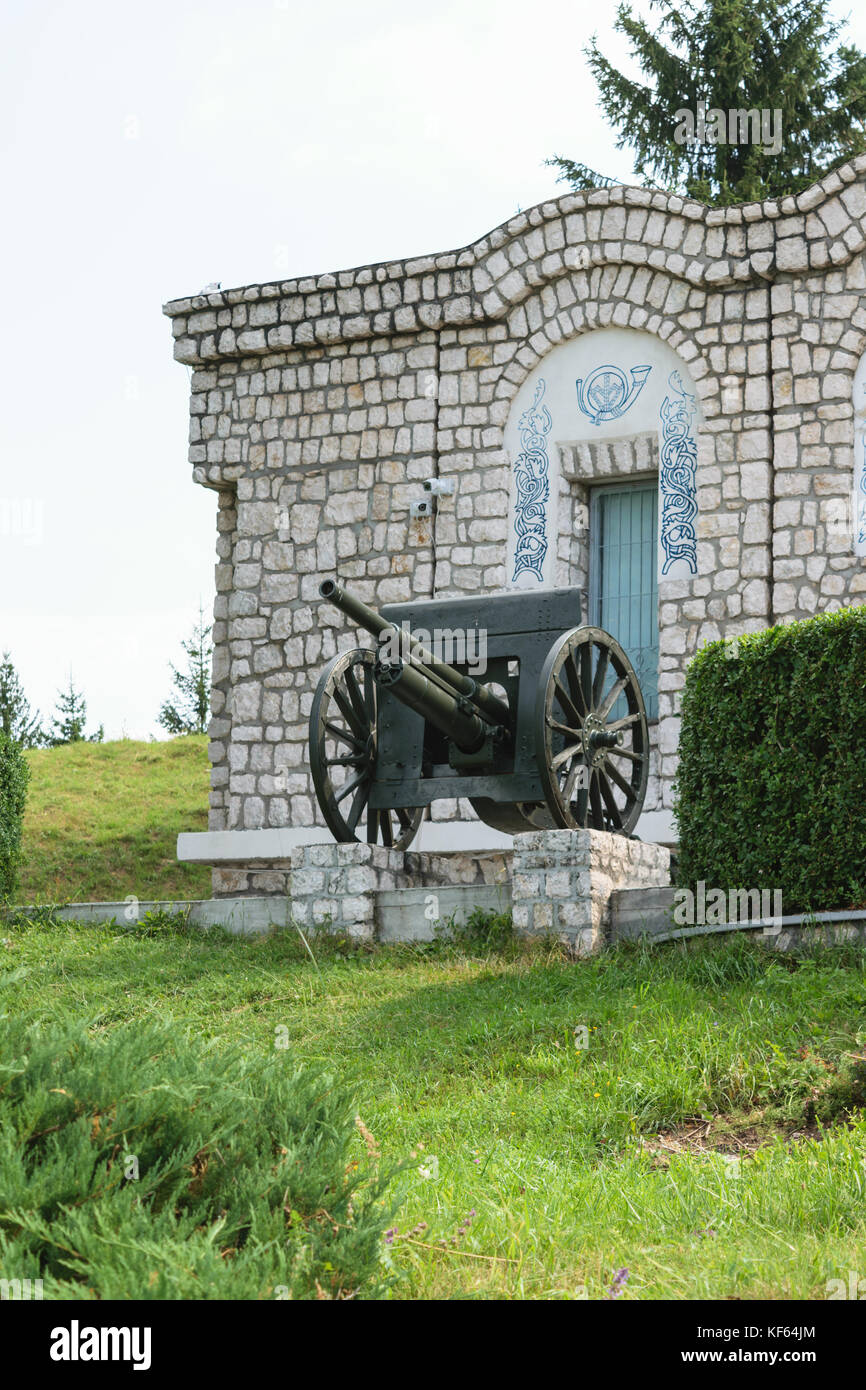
[549,0,866,205]
[49,676,103,746]
[0,652,44,748]
[158,606,213,737]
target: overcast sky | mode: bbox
[2,0,864,739]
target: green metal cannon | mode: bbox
[310,579,649,850]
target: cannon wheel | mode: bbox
[536,626,648,835]
[309,647,425,850]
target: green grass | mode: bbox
[3,914,866,1300]
[18,737,211,904]
[10,740,866,1297]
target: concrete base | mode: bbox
[377,884,510,941]
[6,898,291,936]
[512,829,671,954]
[610,887,866,951]
[290,829,669,951]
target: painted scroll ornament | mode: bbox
[659,370,698,577]
[512,378,552,584]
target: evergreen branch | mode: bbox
[545,156,624,190]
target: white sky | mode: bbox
[2,0,864,739]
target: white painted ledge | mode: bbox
[411,821,513,852]
[177,828,320,864]
[177,808,675,865]
[177,822,513,863]
[634,809,677,844]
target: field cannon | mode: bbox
[309,580,649,850]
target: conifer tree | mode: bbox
[0,652,44,748]
[158,605,213,737]
[549,0,866,205]
[49,676,103,746]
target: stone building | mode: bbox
[164,156,866,889]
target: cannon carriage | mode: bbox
[309,580,649,850]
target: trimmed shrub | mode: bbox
[0,731,29,901]
[673,605,866,913]
[0,1019,395,1299]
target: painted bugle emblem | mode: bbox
[575,363,652,426]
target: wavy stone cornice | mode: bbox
[164,154,866,366]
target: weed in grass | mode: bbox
[438,906,514,954]
[1,905,64,931]
[109,907,213,940]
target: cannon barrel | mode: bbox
[318,578,511,730]
[374,656,487,752]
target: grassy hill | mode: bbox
[18,736,211,903]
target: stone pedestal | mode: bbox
[208,829,670,950]
[511,829,671,955]
[289,842,509,941]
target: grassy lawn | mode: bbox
[4,913,866,1300]
[18,737,211,904]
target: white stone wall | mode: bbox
[165,157,866,860]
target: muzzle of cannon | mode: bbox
[309,579,649,850]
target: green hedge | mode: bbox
[0,731,29,901]
[674,605,866,913]
[0,1018,395,1299]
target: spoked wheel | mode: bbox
[536,626,648,834]
[309,647,424,849]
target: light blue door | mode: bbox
[589,484,658,720]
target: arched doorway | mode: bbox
[504,327,701,831]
